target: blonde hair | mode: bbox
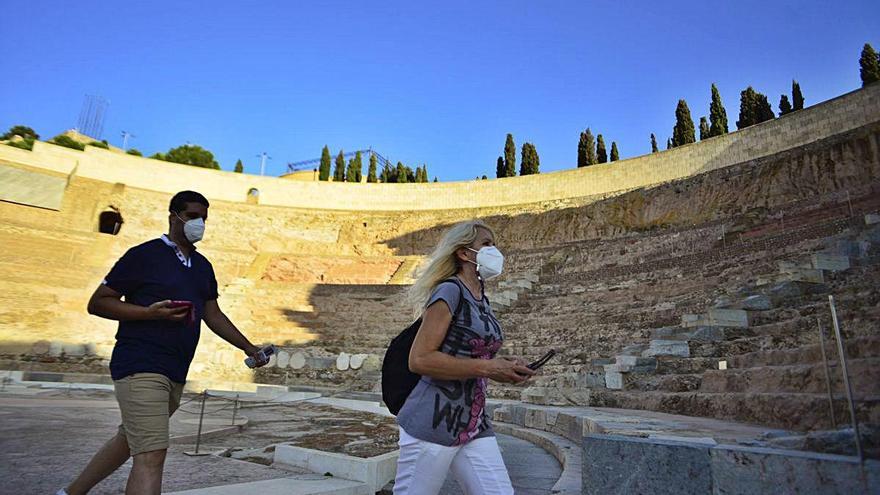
[406,220,494,318]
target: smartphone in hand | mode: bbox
[168,300,195,326]
[527,349,557,370]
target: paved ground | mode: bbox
[0,388,560,494]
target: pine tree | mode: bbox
[234,159,243,173]
[319,146,332,181]
[708,83,728,137]
[860,43,880,87]
[367,153,378,182]
[504,133,516,177]
[792,80,804,110]
[699,117,710,140]
[596,134,607,163]
[651,133,658,153]
[396,162,408,183]
[779,95,793,116]
[496,156,505,178]
[666,138,672,150]
[610,142,619,162]
[672,99,696,147]
[333,150,345,182]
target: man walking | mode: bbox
[59,190,269,495]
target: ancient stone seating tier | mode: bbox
[506,217,879,433]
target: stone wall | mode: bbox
[1,84,878,211]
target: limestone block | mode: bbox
[274,444,399,494]
[32,340,50,354]
[681,314,707,328]
[643,340,690,357]
[48,341,63,357]
[361,355,382,372]
[810,253,850,271]
[614,356,657,372]
[289,352,306,370]
[266,352,277,368]
[604,371,624,390]
[276,350,290,369]
[706,308,749,328]
[866,213,880,225]
[349,353,367,370]
[711,444,880,495]
[336,352,351,371]
[582,434,712,495]
[83,343,97,356]
[735,294,773,311]
[780,267,824,284]
[62,342,86,357]
[305,357,336,369]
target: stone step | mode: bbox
[588,389,880,431]
[699,358,880,396]
[681,309,750,329]
[642,340,690,358]
[729,336,880,368]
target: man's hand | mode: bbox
[147,300,191,322]
[246,344,270,368]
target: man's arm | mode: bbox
[87,284,189,322]
[202,299,266,364]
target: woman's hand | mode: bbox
[482,357,535,384]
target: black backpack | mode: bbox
[381,279,464,416]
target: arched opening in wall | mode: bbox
[98,209,124,235]
[247,188,260,205]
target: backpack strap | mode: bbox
[437,277,466,320]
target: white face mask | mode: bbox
[468,246,504,280]
[176,214,205,244]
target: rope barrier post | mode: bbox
[816,317,837,429]
[194,390,207,454]
[232,394,239,426]
[828,296,863,463]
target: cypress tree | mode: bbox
[610,142,619,162]
[345,158,356,182]
[792,80,805,110]
[755,93,775,124]
[596,134,607,163]
[496,156,505,178]
[860,43,880,86]
[519,142,540,175]
[667,138,672,150]
[234,159,243,173]
[708,83,728,137]
[737,87,758,129]
[672,99,696,147]
[433,177,438,182]
[578,131,588,167]
[422,164,429,183]
[380,162,394,183]
[333,150,345,182]
[779,95,793,116]
[581,128,596,166]
[699,117,710,140]
[504,133,516,177]
[354,151,363,182]
[367,153,378,182]
[396,162,408,183]
[651,133,658,153]
[319,145,331,181]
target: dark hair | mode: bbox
[169,190,210,214]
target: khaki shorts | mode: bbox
[114,373,184,455]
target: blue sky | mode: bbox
[1,1,878,181]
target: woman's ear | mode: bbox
[455,247,470,263]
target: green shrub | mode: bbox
[126,148,143,156]
[50,135,85,151]
[88,141,110,149]
[5,137,34,151]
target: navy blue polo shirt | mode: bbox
[103,237,218,383]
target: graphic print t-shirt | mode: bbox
[397,278,504,446]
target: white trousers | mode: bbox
[393,427,514,495]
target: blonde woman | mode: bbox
[394,220,534,495]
